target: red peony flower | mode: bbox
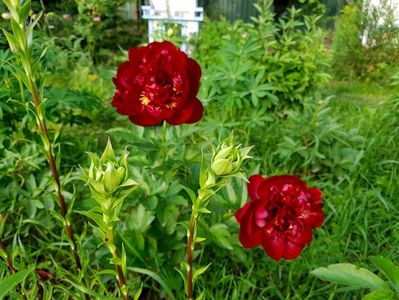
[236,175,323,260]
[112,41,203,126]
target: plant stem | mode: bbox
[29,80,90,300]
[105,228,128,300]
[0,243,27,300]
[30,81,82,268]
[186,208,197,300]
[160,121,168,163]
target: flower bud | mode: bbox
[213,145,233,161]
[211,158,233,176]
[1,12,11,20]
[102,162,124,193]
[83,139,138,207]
[167,28,174,37]
[210,133,252,178]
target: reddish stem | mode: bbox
[30,82,89,299]
[186,215,196,299]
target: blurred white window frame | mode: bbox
[141,0,204,51]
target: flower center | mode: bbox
[167,101,177,109]
[140,93,151,106]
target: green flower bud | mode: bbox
[211,158,233,176]
[83,138,138,207]
[167,28,174,37]
[210,133,253,178]
[1,12,11,20]
[102,162,124,193]
[213,145,233,161]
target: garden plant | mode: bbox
[0,0,399,299]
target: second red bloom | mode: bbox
[236,175,324,260]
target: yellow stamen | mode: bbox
[140,93,150,106]
[167,102,177,109]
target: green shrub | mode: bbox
[331,1,399,82]
[195,0,330,115]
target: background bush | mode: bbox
[331,0,399,82]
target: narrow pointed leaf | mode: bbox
[129,267,175,300]
[371,256,399,292]
[362,289,395,300]
[0,266,34,298]
[193,263,212,283]
[133,284,143,300]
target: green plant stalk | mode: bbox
[29,79,82,269]
[28,77,91,300]
[0,242,27,300]
[186,190,207,300]
[103,218,128,300]
[186,208,197,300]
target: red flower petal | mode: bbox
[166,97,203,125]
[247,175,266,200]
[235,200,252,224]
[283,240,303,260]
[302,209,324,227]
[310,187,322,205]
[287,224,313,245]
[261,234,286,261]
[187,58,201,97]
[237,200,263,248]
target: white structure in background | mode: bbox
[362,0,399,46]
[141,0,204,51]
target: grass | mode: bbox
[196,80,399,299]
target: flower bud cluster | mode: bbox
[82,139,138,210]
[208,134,252,184]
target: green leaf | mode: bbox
[0,266,34,298]
[11,19,25,50]
[133,284,143,300]
[199,148,207,188]
[362,289,395,300]
[195,290,205,300]
[121,244,127,279]
[3,0,16,13]
[101,138,116,162]
[63,277,119,299]
[2,30,18,53]
[18,0,31,23]
[181,185,197,203]
[311,263,389,290]
[110,257,121,265]
[193,263,212,283]
[371,256,399,292]
[174,266,187,296]
[129,267,175,300]
[194,236,206,243]
[209,224,233,250]
[76,209,106,233]
[126,204,155,233]
[26,10,43,49]
[198,207,211,214]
